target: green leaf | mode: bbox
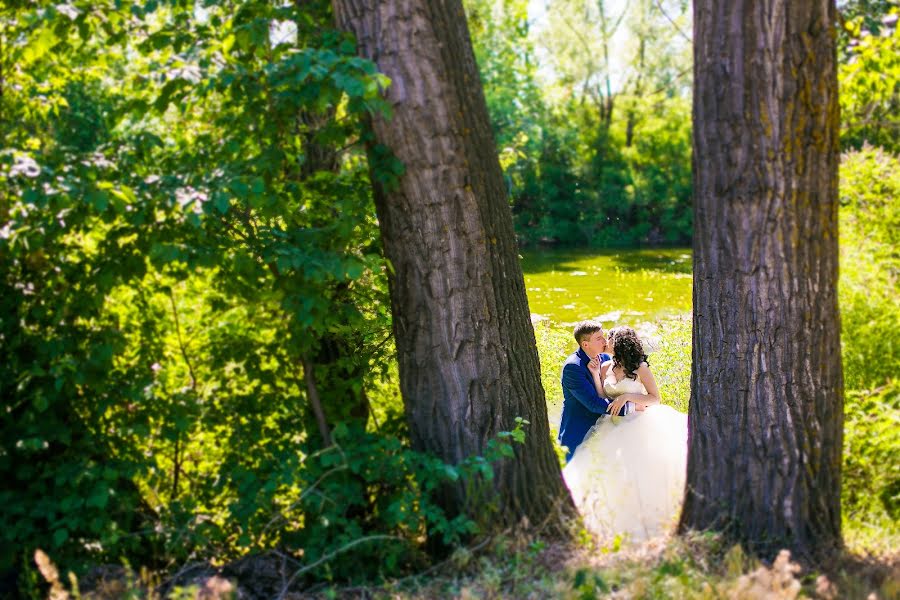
[332,71,365,98]
[345,261,364,280]
[251,177,265,195]
[154,79,186,111]
[52,528,69,547]
[230,179,249,198]
[22,27,59,64]
[23,188,41,205]
[213,191,230,214]
[88,190,109,212]
[87,486,109,509]
[110,185,136,205]
[442,465,459,481]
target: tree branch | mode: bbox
[168,288,197,390]
[299,355,332,447]
[167,286,197,501]
[652,0,691,43]
[276,535,403,599]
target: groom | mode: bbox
[559,320,623,462]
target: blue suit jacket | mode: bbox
[558,348,623,461]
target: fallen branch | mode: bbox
[276,534,404,599]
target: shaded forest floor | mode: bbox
[288,533,898,600]
[71,529,898,599]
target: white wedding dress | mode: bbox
[563,371,688,543]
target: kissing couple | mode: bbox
[558,320,688,542]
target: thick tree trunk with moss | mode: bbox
[679,0,844,561]
[332,0,575,532]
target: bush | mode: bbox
[839,12,900,153]
[263,419,528,584]
[838,147,900,390]
[838,147,900,551]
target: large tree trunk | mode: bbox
[332,0,575,533]
[680,0,843,561]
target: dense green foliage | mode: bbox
[839,7,900,153]
[0,0,518,589]
[837,147,900,547]
[466,1,900,246]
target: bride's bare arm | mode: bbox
[615,362,661,408]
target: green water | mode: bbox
[521,248,693,325]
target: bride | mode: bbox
[562,326,688,542]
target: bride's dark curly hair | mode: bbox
[609,326,648,380]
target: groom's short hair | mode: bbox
[573,320,604,344]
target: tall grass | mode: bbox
[838,147,900,553]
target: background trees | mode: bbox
[466,0,694,246]
[838,8,900,152]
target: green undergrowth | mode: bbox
[49,530,897,599]
[838,147,900,555]
[341,531,898,600]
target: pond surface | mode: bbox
[521,247,693,325]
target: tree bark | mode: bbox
[680,0,843,561]
[332,0,575,533]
